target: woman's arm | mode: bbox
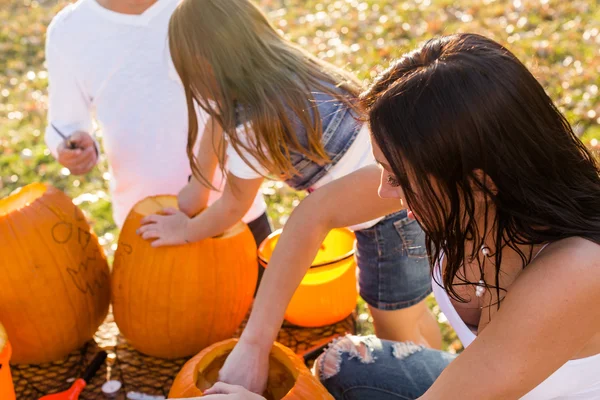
[245,164,401,344]
[216,165,402,393]
[421,238,600,399]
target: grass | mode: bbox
[1,0,598,351]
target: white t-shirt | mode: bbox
[44,0,266,227]
[227,123,382,231]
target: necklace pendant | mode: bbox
[475,280,486,298]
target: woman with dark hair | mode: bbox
[186,33,600,400]
[312,33,600,399]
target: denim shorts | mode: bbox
[355,209,432,311]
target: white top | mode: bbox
[433,247,600,399]
[44,0,266,227]
[227,123,382,231]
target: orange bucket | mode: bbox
[259,228,357,327]
[0,324,16,400]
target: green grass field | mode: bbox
[1,0,598,350]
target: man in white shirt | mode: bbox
[44,0,270,254]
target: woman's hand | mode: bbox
[214,339,270,395]
[137,208,191,247]
[170,382,266,399]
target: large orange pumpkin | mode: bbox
[168,339,333,399]
[0,183,110,364]
[259,228,357,327]
[112,196,257,359]
[0,323,16,400]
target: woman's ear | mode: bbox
[471,169,498,196]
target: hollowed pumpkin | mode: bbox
[259,228,357,327]
[168,339,333,399]
[0,183,110,364]
[112,196,257,359]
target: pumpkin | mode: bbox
[112,195,257,359]
[0,323,15,400]
[0,183,110,364]
[168,339,333,399]
[259,228,357,327]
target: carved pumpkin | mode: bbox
[0,183,110,364]
[0,323,15,400]
[112,196,257,359]
[168,339,333,399]
[259,228,357,327]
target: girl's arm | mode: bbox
[421,238,600,399]
[178,116,223,217]
[216,165,402,394]
[138,173,263,247]
[187,174,264,241]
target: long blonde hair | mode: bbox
[168,0,362,185]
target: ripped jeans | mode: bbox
[315,335,455,399]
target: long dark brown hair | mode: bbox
[168,0,361,184]
[362,33,600,303]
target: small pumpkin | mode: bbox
[0,323,16,400]
[259,228,357,327]
[112,196,257,359]
[0,183,110,364]
[168,339,333,399]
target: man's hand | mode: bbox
[56,131,98,175]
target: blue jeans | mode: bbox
[316,335,455,399]
[355,210,432,310]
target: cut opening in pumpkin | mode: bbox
[196,352,297,400]
[259,228,355,277]
[132,195,245,239]
[0,183,47,217]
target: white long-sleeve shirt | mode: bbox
[45,0,266,227]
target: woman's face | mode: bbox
[372,138,404,200]
[370,131,497,246]
[371,136,450,225]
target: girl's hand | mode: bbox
[215,339,270,395]
[170,382,266,399]
[138,208,190,247]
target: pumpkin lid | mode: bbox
[0,183,48,217]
